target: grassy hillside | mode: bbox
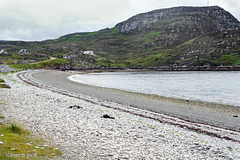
[0,6,240,69]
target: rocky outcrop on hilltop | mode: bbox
[114,6,240,50]
[116,6,240,35]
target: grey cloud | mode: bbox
[0,0,239,41]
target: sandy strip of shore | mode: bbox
[32,70,240,131]
[0,71,240,159]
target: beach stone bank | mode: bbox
[0,65,16,73]
[0,71,240,159]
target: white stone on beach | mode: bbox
[0,71,239,159]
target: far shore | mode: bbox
[59,65,240,73]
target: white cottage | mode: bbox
[0,49,8,54]
[19,49,31,55]
[83,51,94,55]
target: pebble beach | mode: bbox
[0,70,240,159]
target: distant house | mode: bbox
[83,51,94,55]
[19,49,31,55]
[0,49,8,54]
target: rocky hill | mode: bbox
[115,6,239,48]
[0,6,240,69]
[117,6,239,33]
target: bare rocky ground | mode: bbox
[0,71,240,159]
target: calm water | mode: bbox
[68,71,240,106]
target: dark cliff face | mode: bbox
[116,6,240,35]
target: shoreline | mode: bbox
[68,72,240,111]
[31,70,240,131]
[61,65,240,72]
[1,70,240,159]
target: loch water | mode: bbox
[69,71,240,106]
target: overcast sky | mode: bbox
[0,0,239,41]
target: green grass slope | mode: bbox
[1,6,240,69]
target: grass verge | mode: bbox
[0,78,5,83]
[0,78,10,89]
[0,78,5,88]
[0,123,62,159]
[9,59,69,70]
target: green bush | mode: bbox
[220,53,240,66]
[8,123,30,135]
[0,78,5,83]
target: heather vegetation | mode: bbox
[220,52,240,66]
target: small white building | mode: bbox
[83,51,94,55]
[0,49,8,54]
[19,49,31,55]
